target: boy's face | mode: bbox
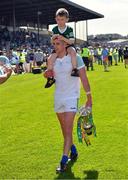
[55,15,68,27]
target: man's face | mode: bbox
[52,39,66,54]
[55,16,68,27]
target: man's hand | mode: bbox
[52,34,59,40]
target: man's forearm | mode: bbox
[79,68,91,93]
[79,67,92,107]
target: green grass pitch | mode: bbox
[0,63,128,179]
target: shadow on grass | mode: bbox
[54,160,81,180]
[83,170,99,180]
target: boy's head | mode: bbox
[55,8,69,27]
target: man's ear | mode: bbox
[63,42,67,48]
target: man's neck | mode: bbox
[57,50,67,58]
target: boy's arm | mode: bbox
[58,35,75,45]
[51,34,74,45]
[52,26,75,44]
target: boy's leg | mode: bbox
[67,47,79,77]
[44,53,57,88]
[47,53,57,70]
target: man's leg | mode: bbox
[57,112,76,155]
[56,112,77,172]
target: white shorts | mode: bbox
[54,97,79,113]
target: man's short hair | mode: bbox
[56,8,69,18]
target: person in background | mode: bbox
[93,47,98,63]
[81,45,90,71]
[97,46,102,65]
[123,46,128,68]
[108,47,113,66]
[118,46,124,63]
[88,46,94,71]
[26,49,35,72]
[34,48,44,67]
[102,46,109,72]
[113,47,118,66]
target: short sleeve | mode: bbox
[76,54,85,69]
[52,26,58,35]
[69,27,74,39]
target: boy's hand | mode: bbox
[43,69,54,78]
[57,35,65,41]
[52,34,59,40]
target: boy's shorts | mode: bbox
[54,97,79,113]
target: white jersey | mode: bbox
[53,54,85,99]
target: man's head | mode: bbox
[55,8,69,27]
[52,37,67,56]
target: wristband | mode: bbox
[86,91,91,95]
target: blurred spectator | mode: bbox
[108,47,113,66]
[34,48,44,67]
[113,48,118,65]
[26,49,35,72]
[97,46,102,65]
[93,47,98,62]
[88,46,94,71]
[81,45,90,71]
[6,49,19,74]
[124,46,128,68]
[118,46,124,63]
[102,46,109,72]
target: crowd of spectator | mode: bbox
[80,45,128,71]
[0,26,51,51]
[0,26,128,76]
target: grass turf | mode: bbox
[0,63,128,179]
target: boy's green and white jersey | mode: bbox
[52,25,74,39]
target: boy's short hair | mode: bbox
[56,8,69,18]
